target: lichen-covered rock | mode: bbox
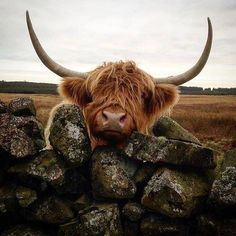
[8,97,36,116]
[142,168,210,218]
[26,196,74,224]
[8,150,66,187]
[0,127,37,158]
[0,185,17,215]
[208,167,236,209]
[124,132,215,169]
[8,150,87,195]
[49,104,91,166]
[0,100,7,114]
[91,147,136,199]
[153,116,201,144]
[0,224,50,236]
[73,194,92,211]
[0,113,45,158]
[78,203,123,236]
[123,220,140,236]
[58,219,80,236]
[122,202,145,222]
[141,214,190,236]
[15,186,37,208]
[196,214,236,236]
[208,149,236,209]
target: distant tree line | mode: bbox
[0,81,235,95]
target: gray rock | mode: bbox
[208,167,236,208]
[78,203,123,236]
[134,163,156,186]
[8,150,87,195]
[26,196,74,224]
[0,185,17,215]
[8,150,66,187]
[0,113,45,158]
[58,219,80,236]
[91,147,136,199]
[122,202,145,222]
[49,104,91,166]
[196,214,236,236]
[73,194,92,211]
[153,116,201,144]
[141,168,210,218]
[123,220,140,236]
[208,149,236,209]
[141,214,190,236]
[15,186,37,208]
[0,126,37,158]
[0,224,50,236]
[124,132,215,169]
[8,97,36,116]
[0,100,7,114]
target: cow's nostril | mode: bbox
[102,111,108,121]
[119,114,127,123]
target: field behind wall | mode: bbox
[1,93,236,152]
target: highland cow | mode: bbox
[26,11,213,149]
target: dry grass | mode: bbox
[1,93,235,152]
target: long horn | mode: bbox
[155,18,213,85]
[26,11,88,79]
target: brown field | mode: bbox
[0,93,235,152]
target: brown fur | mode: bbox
[57,61,179,148]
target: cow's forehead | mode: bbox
[86,61,155,95]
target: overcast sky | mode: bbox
[0,0,235,88]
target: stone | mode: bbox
[141,168,210,218]
[0,127,37,158]
[153,116,201,144]
[0,224,50,236]
[0,113,45,158]
[196,214,236,236]
[15,186,37,208]
[26,196,74,224]
[8,150,87,195]
[0,100,7,114]
[122,202,145,222]
[0,185,17,215]
[134,163,156,186]
[123,220,140,236]
[8,150,66,188]
[8,97,36,116]
[73,194,92,211]
[124,132,215,169]
[91,147,136,199]
[208,149,236,209]
[49,104,91,166]
[141,214,190,236]
[208,167,236,209]
[58,219,80,236]
[78,203,123,236]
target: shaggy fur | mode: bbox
[49,61,179,148]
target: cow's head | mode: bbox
[26,11,213,147]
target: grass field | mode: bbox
[1,93,235,152]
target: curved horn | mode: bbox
[26,11,88,79]
[155,18,213,85]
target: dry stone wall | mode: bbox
[0,97,236,236]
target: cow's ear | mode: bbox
[148,84,179,114]
[58,77,91,107]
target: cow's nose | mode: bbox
[102,110,127,128]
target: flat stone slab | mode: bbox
[153,116,201,144]
[123,132,215,169]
